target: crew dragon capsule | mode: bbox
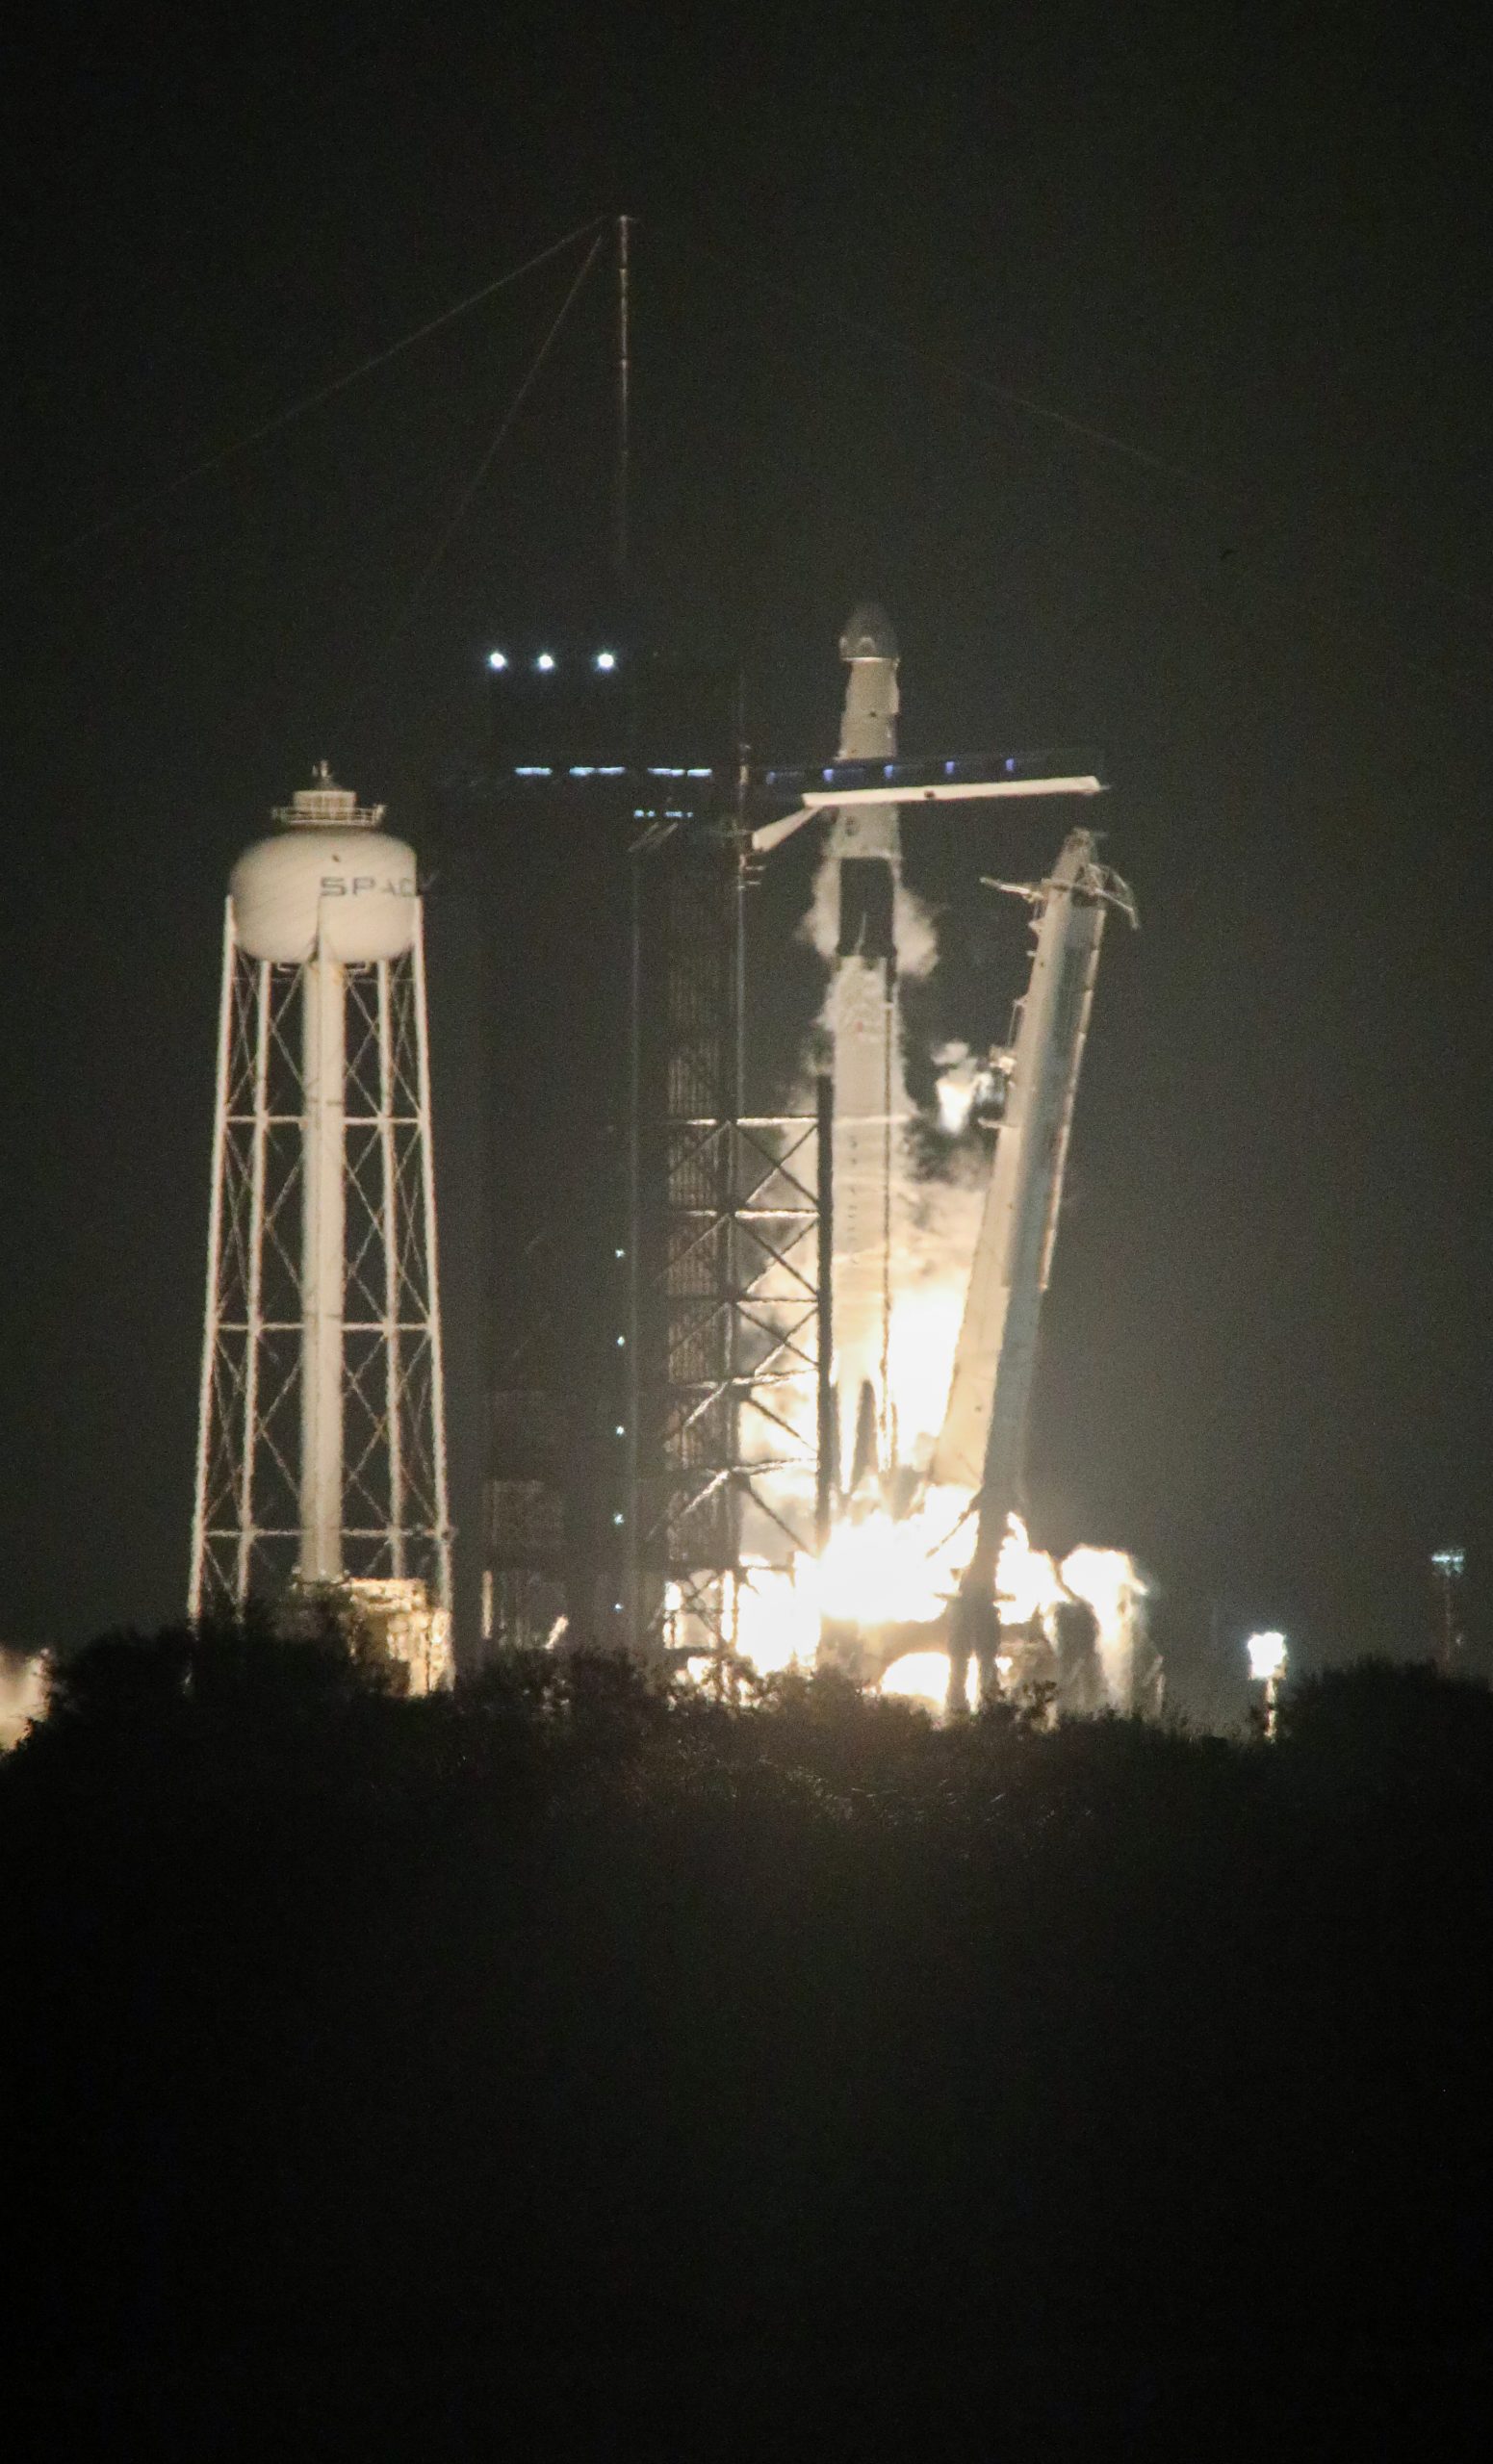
[824,603,906,1504]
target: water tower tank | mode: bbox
[230,769,417,963]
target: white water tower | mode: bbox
[189,766,452,1684]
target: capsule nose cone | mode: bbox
[839,601,898,663]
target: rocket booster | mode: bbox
[826,604,904,1501]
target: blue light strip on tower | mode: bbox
[499,747,1104,800]
[759,749,1104,797]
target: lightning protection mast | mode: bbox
[189,766,453,1688]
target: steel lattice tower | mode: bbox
[189,768,452,1684]
[628,820,826,1666]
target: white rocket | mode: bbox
[824,603,904,1502]
[749,606,1113,1567]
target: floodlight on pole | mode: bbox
[1246,1630,1287,1739]
[1246,1630,1287,1681]
[1430,1548,1466,1675]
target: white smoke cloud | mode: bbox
[0,1648,49,1751]
[799,844,940,982]
[932,1041,980,1137]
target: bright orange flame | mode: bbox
[880,1650,977,1713]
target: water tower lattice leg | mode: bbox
[189,905,450,1620]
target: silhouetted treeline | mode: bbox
[6,1629,1493,2453]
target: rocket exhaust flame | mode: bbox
[726,1511,1151,1720]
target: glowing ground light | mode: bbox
[536,653,556,671]
[1246,1630,1287,1682]
[881,1651,977,1714]
[595,650,618,671]
[487,650,508,670]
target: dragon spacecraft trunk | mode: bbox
[825,603,903,1502]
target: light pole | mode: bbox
[1246,1630,1288,1742]
[1430,1548,1466,1676]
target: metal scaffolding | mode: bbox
[627,822,827,1666]
[468,691,832,1673]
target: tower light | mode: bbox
[1431,1547,1467,1674]
[1245,1630,1288,1740]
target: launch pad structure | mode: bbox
[625,819,828,1661]
[187,613,1132,1703]
[472,616,1121,1690]
[474,686,828,1671]
[177,198,1144,1704]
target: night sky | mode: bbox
[5,4,1490,1697]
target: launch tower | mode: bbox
[466,639,824,1668]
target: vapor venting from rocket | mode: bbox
[800,844,940,981]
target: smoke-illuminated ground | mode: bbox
[721,1516,1148,1713]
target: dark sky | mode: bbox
[4,2,1490,1691]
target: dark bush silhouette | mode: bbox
[5,1633,1492,2450]
[1278,1656,1493,1780]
